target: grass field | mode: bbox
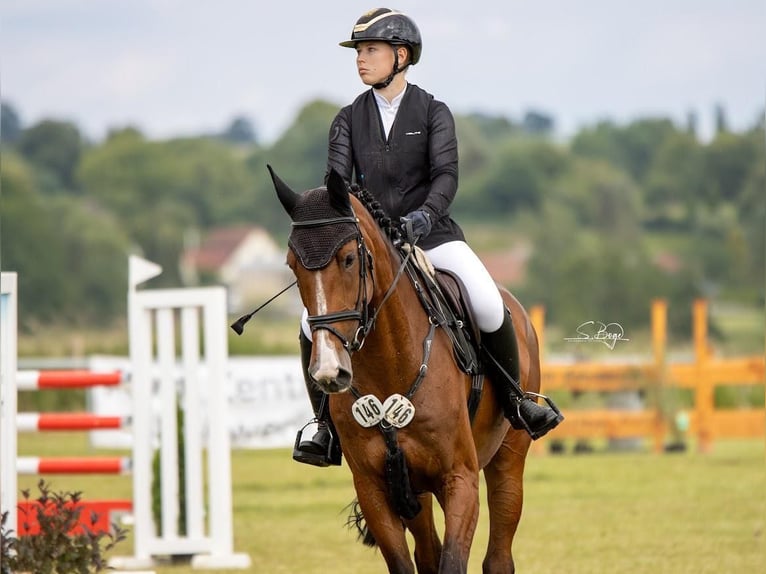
[14,434,765,573]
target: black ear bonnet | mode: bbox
[288,187,358,270]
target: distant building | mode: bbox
[180,225,299,313]
[480,244,531,287]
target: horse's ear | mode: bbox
[326,168,352,214]
[268,164,299,217]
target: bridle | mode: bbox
[292,209,412,353]
[293,212,373,352]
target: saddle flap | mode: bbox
[433,268,481,350]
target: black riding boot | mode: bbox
[292,332,342,467]
[481,308,564,440]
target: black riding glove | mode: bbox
[400,210,432,243]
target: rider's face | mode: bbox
[355,41,397,86]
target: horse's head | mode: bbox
[269,165,374,394]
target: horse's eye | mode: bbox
[344,252,355,269]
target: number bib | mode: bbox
[351,393,416,428]
[352,394,384,427]
[382,393,415,428]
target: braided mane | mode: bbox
[349,185,404,245]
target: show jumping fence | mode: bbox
[14,367,133,537]
[0,258,251,570]
[4,297,136,538]
[530,299,765,453]
[0,290,135,539]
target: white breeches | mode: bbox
[301,240,505,338]
[423,241,505,332]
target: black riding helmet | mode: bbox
[340,8,422,89]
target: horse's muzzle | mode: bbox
[316,368,351,393]
[311,365,353,394]
[310,332,354,393]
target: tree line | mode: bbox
[1,100,763,336]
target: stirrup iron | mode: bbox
[292,419,342,467]
[512,392,564,441]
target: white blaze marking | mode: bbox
[313,275,341,382]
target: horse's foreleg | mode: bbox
[404,492,441,574]
[438,469,480,573]
[355,478,415,574]
[481,431,531,574]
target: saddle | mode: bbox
[433,268,481,371]
[404,248,485,420]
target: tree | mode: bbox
[571,118,677,184]
[644,132,705,227]
[261,99,339,187]
[685,109,698,137]
[460,139,569,218]
[1,152,70,322]
[221,115,257,144]
[552,158,644,238]
[522,109,555,136]
[454,115,494,174]
[461,112,517,142]
[49,195,131,322]
[78,133,258,284]
[519,198,698,336]
[714,102,728,135]
[17,119,84,190]
[737,154,766,300]
[1,151,131,324]
[247,99,339,237]
[702,130,761,204]
[1,101,22,143]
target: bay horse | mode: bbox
[271,166,540,574]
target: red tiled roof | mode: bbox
[480,246,530,286]
[185,225,264,271]
[653,252,682,273]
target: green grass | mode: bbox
[14,434,765,573]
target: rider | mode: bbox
[293,8,563,467]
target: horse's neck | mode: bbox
[354,243,432,393]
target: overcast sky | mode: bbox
[2,0,763,144]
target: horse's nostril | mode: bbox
[317,368,353,394]
[336,367,352,389]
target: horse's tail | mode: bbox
[345,499,377,547]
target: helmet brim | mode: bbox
[339,38,409,49]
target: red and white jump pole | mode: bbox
[16,370,123,390]
[17,456,132,475]
[16,413,129,432]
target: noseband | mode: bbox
[292,213,374,352]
